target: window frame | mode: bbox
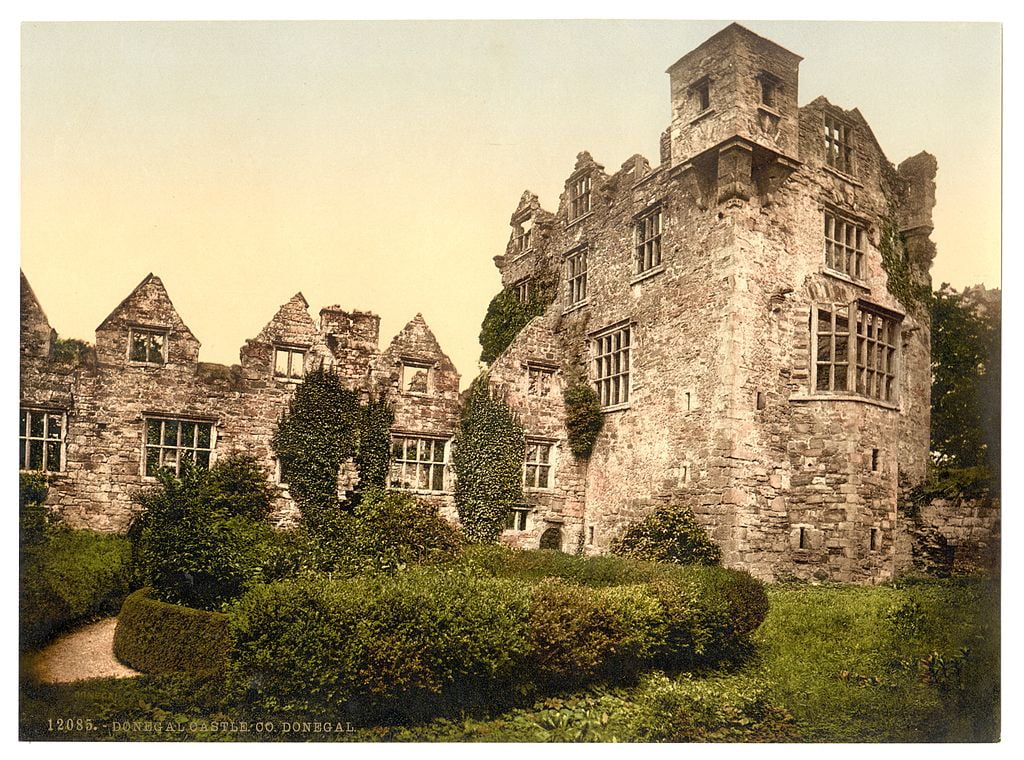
[505,506,531,532]
[400,360,433,396]
[512,220,533,255]
[273,344,308,381]
[523,438,555,491]
[526,362,557,398]
[592,322,633,411]
[389,434,449,493]
[568,173,592,221]
[810,301,901,404]
[823,211,867,281]
[142,415,216,478]
[19,407,67,473]
[634,205,664,276]
[823,113,855,176]
[565,245,588,308]
[513,278,532,304]
[127,326,168,365]
[691,76,711,114]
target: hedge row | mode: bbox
[20,530,133,650]
[226,551,769,721]
[113,588,230,674]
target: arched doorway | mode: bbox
[539,525,563,552]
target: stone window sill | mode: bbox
[821,268,870,292]
[689,108,716,126]
[631,266,665,286]
[600,402,631,414]
[563,300,589,315]
[273,376,304,384]
[507,249,535,265]
[822,165,863,187]
[790,393,899,411]
[757,104,783,119]
[566,211,594,229]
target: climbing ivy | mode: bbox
[354,398,395,498]
[478,263,558,364]
[271,368,361,533]
[879,172,931,315]
[563,381,603,459]
[451,374,525,543]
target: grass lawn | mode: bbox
[19,576,999,742]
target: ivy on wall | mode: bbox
[451,374,525,543]
[478,263,558,364]
[563,381,603,459]
[355,398,395,498]
[271,368,361,532]
[879,170,931,315]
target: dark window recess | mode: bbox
[871,448,880,472]
[870,528,879,551]
[760,74,779,108]
[694,79,710,112]
[799,527,807,549]
[506,507,529,532]
[756,391,766,410]
[587,526,595,545]
[539,526,564,552]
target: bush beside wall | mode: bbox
[227,550,768,720]
[113,588,230,675]
[20,531,132,650]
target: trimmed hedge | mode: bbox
[226,549,769,720]
[20,530,133,651]
[113,588,229,674]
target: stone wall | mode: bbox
[914,497,1001,575]
[20,272,460,531]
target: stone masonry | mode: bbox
[488,23,947,582]
[20,24,996,583]
[20,271,462,531]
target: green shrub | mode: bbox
[130,456,277,610]
[20,531,132,650]
[19,472,49,545]
[451,375,526,543]
[345,490,462,572]
[563,382,603,458]
[113,588,230,674]
[226,569,532,721]
[611,504,722,566]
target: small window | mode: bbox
[505,507,530,532]
[513,220,533,254]
[524,440,554,490]
[128,327,167,364]
[635,207,663,275]
[759,72,780,108]
[693,78,710,113]
[824,212,866,280]
[566,247,588,306]
[401,362,432,395]
[812,302,900,402]
[20,409,66,473]
[871,448,880,472]
[870,528,879,552]
[587,525,595,545]
[756,391,766,410]
[798,526,807,550]
[274,346,307,380]
[513,278,532,304]
[527,364,555,397]
[593,324,631,409]
[144,417,214,477]
[390,435,448,492]
[824,114,854,175]
[569,174,592,221]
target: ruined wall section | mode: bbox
[488,316,586,549]
[373,314,461,520]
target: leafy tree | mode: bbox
[930,284,1000,476]
[451,375,525,543]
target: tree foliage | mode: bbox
[930,284,1000,475]
[610,503,722,566]
[451,375,525,543]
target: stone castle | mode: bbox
[21,24,945,582]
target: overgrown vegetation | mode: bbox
[563,381,603,458]
[451,375,525,542]
[129,455,276,611]
[610,503,723,566]
[478,265,558,364]
[21,578,997,742]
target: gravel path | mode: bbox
[31,618,141,683]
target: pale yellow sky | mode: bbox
[20,20,1001,384]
